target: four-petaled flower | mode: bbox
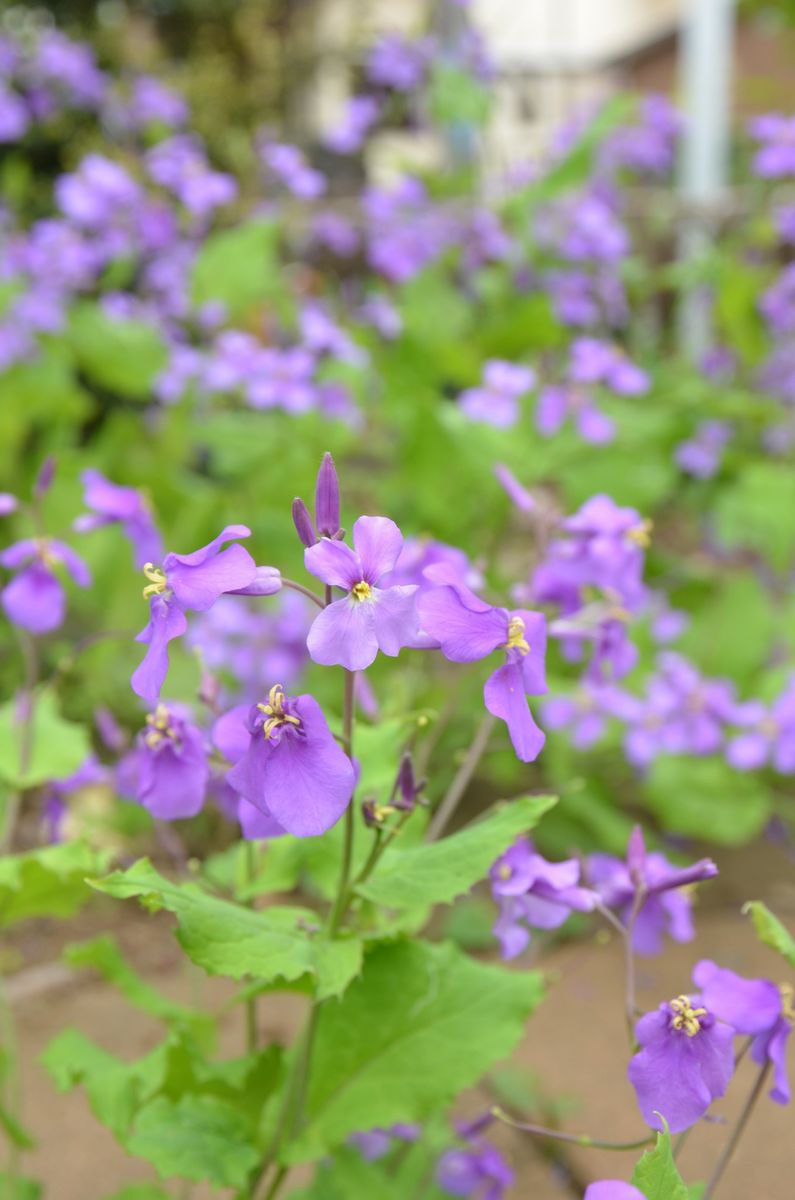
[1,536,91,633]
[117,703,209,819]
[304,516,420,671]
[74,468,162,568]
[490,837,596,958]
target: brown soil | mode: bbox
[6,839,795,1200]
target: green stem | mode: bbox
[244,841,259,1054]
[426,713,495,841]
[1,632,38,854]
[492,1107,653,1152]
[261,1166,288,1200]
[280,577,325,610]
[327,670,356,936]
[623,886,646,1044]
[702,1061,771,1200]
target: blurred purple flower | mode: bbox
[119,703,209,819]
[748,113,795,179]
[75,469,162,568]
[459,360,535,429]
[491,838,596,958]
[1,537,91,634]
[675,420,731,479]
[324,95,381,154]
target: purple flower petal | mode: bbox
[352,515,404,582]
[484,662,545,762]
[418,585,507,662]
[167,543,256,611]
[693,961,783,1035]
[370,584,420,656]
[2,562,65,633]
[305,537,362,590]
[584,1184,646,1200]
[131,596,188,703]
[306,596,379,671]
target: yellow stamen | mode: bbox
[351,580,372,602]
[144,704,178,748]
[142,562,168,599]
[626,519,653,549]
[257,684,301,739]
[505,615,530,655]
[498,864,512,881]
[670,994,707,1037]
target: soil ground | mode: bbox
[6,838,795,1200]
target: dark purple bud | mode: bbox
[314,452,341,537]
[646,857,718,896]
[394,752,425,811]
[94,706,127,753]
[34,456,56,499]
[362,798,381,828]
[292,497,316,548]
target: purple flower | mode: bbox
[588,827,717,956]
[212,703,285,839]
[74,469,163,568]
[694,960,793,1105]
[570,338,649,395]
[601,94,681,178]
[366,34,429,92]
[131,526,265,703]
[146,136,237,215]
[459,360,535,429]
[311,212,360,257]
[125,77,189,130]
[748,113,795,179]
[119,704,209,820]
[537,383,615,444]
[675,419,732,479]
[247,347,317,413]
[349,1123,420,1161]
[490,838,596,958]
[324,95,381,154]
[259,140,326,199]
[584,1184,646,1200]
[726,679,795,773]
[0,84,29,142]
[628,992,735,1132]
[1,537,91,634]
[305,516,420,671]
[437,1140,514,1200]
[225,685,355,837]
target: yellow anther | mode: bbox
[142,562,168,599]
[257,685,301,739]
[626,519,653,549]
[498,864,512,881]
[781,984,795,1023]
[144,704,177,748]
[351,580,373,602]
[505,616,530,655]
[36,537,59,569]
[670,994,707,1038]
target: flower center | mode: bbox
[669,994,707,1037]
[626,519,653,549]
[144,704,179,749]
[505,616,530,655]
[497,864,513,880]
[36,537,59,569]
[257,684,301,739]
[351,580,372,602]
[142,562,168,599]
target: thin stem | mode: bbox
[703,1061,771,1200]
[426,713,496,842]
[244,841,259,1054]
[623,887,646,1042]
[327,670,356,936]
[492,1107,653,1152]
[1,631,39,854]
[261,1166,288,1200]
[280,577,325,610]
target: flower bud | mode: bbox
[314,452,341,537]
[292,497,316,548]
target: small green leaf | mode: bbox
[0,841,111,927]
[127,1095,260,1188]
[356,795,556,909]
[285,939,544,1163]
[0,1174,42,1199]
[0,690,91,789]
[644,757,771,845]
[631,1123,688,1200]
[0,1099,35,1149]
[91,859,361,999]
[68,303,168,400]
[190,219,281,319]
[744,901,795,969]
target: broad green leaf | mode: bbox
[284,940,544,1163]
[643,757,771,845]
[356,794,556,908]
[631,1124,688,1200]
[0,841,111,927]
[744,901,795,969]
[190,219,281,319]
[0,1175,42,1200]
[91,859,361,999]
[64,935,213,1038]
[714,463,795,572]
[127,1095,260,1188]
[291,1146,404,1200]
[679,573,774,684]
[0,690,91,789]
[68,303,167,400]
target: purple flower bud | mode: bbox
[395,751,424,811]
[314,452,341,537]
[34,456,56,498]
[292,497,316,549]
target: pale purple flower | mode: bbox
[366,34,429,91]
[601,94,681,178]
[459,360,535,429]
[225,685,355,837]
[311,212,360,257]
[0,84,29,141]
[1,537,91,634]
[305,516,420,672]
[570,338,649,395]
[494,464,535,514]
[247,347,317,413]
[748,113,795,179]
[584,1183,646,1200]
[212,703,285,839]
[74,469,162,568]
[125,77,189,130]
[260,140,326,199]
[324,95,381,154]
[350,1123,420,1161]
[491,838,596,958]
[146,136,237,215]
[56,154,140,228]
[537,384,615,444]
[675,420,731,479]
[761,264,795,335]
[727,679,795,773]
[437,1142,513,1200]
[118,703,209,820]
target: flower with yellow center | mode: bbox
[257,684,302,739]
[351,580,372,602]
[142,562,168,599]
[670,994,708,1037]
[144,704,179,749]
[505,615,530,655]
[626,519,653,549]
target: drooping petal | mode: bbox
[693,961,783,1035]
[0,538,39,569]
[212,704,252,764]
[352,515,404,583]
[228,566,282,596]
[418,585,507,662]
[370,585,419,656]
[306,595,379,671]
[484,662,545,763]
[753,1018,792,1105]
[137,737,208,820]
[2,562,65,633]
[131,597,188,703]
[513,610,547,694]
[305,536,362,590]
[238,797,286,840]
[167,543,256,611]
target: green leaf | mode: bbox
[127,1095,260,1188]
[0,1099,35,1149]
[68,303,168,400]
[643,757,771,845]
[0,841,111,928]
[91,859,361,999]
[744,901,795,968]
[631,1124,689,1200]
[0,689,91,788]
[103,1188,171,1200]
[714,463,795,572]
[64,935,213,1038]
[284,939,544,1163]
[190,219,281,319]
[291,1146,404,1200]
[356,794,557,908]
[679,573,774,684]
[0,1174,42,1200]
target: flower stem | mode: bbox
[280,577,325,610]
[426,713,495,842]
[1,631,39,854]
[702,1061,771,1200]
[244,840,258,1054]
[623,887,646,1043]
[327,670,356,936]
[492,1107,653,1152]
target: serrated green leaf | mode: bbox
[190,218,280,319]
[291,1146,404,1200]
[68,303,167,399]
[0,841,111,927]
[744,901,795,968]
[0,690,91,789]
[284,939,544,1164]
[64,934,213,1038]
[631,1124,688,1200]
[127,1095,260,1187]
[356,794,556,908]
[90,859,361,999]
